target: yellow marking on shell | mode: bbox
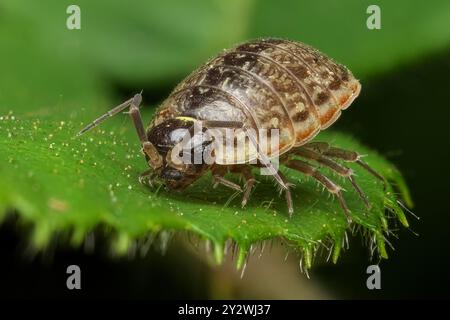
[175,116,196,122]
[163,39,362,160]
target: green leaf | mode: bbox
[0,109,410,270]
[0,0,414,271]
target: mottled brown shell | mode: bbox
[151,38,361,164]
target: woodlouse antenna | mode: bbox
[76,97,135,137]
[76,93,163,169]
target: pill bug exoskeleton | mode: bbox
[78,38,384,222]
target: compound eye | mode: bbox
[148,119,193,155]
[170,128,190,145]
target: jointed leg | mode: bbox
[295,147,370,209]
[325,146,384,182]
[211,166,242,192]
[128,94,162,169]
[277,171,294,217]
[247,160,294,216]
[244,124,288,190]
[285,159,352,223]
[243,126,295,213]
[223,163,293,215]
[303,142,385,182]
[302,141,387,210]
[230,166,256,208]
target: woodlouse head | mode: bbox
[146,117,212,190]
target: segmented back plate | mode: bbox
[152,38,361,164]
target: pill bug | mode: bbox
[78,38,384,222]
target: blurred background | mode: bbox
[1,0,449,299]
